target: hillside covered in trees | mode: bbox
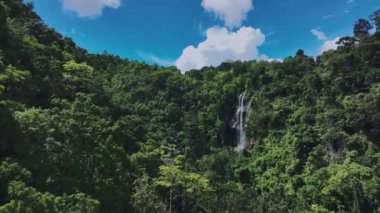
[0,0,379,212]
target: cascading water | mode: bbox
[235,91,251,151]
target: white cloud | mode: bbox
[319,37,340,54]
[322,14,335,20]
[311,29,327,40]
[137,51,174,67]
[150,56,174,67]
[62,0,121,18]
[197,22,206,36]
[259,54,283,62]
[201,0,253,28]
[175,26,265,72]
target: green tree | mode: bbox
[154,163,213,212]
[131,174,166,212]
[62,60,94,98]
[0,1,7,43]
[0,65,31,99]
[370,10,380,32]
[0,181,99,213]
[354,19,373,40]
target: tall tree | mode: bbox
[354,19,373,40]
[370,10,380,32]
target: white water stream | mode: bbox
[235,91,251,151]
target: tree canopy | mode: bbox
[0,0,379,212]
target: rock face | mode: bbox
[220,103,237,147]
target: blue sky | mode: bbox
[27,0,379,71]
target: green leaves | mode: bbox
[0,2,8,43]
[301,163,380,212]
[0,1,380,212]
[0,65,30,95]
[0,181,99,213]
[63,60,94,79]
[153,164,213,211]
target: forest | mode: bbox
[0,0,379,212]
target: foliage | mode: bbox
[0,1,379,212]
[0,181,99,213]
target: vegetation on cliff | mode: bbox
[0,0,379,212]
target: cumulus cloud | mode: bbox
[62,0,121,18]
[319,37,340,54]
[201,0,253,28]
[311,29,327,40]
[175,26,265,72]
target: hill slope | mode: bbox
[0,0,379,212]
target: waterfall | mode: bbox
[235,91,251,151]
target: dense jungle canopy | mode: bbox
[0,1,379,212]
